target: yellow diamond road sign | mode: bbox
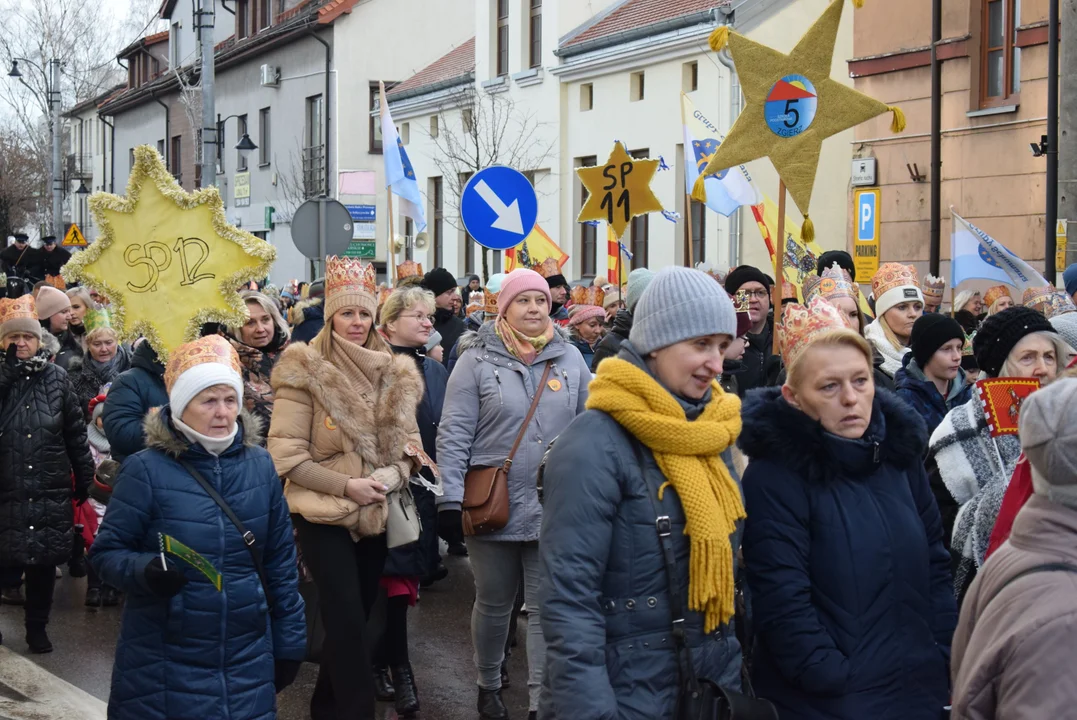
[62,223,87,247]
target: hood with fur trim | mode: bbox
[738,386,927,482]
[143,406,264,458]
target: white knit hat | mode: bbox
[164,335,244,421]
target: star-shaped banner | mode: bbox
[695,0,903,238]
[62,145,276,361]
[577,142,664,240]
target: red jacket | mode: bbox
[984,455,1033,559]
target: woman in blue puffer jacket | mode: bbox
[91,335,306,720]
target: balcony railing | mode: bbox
[303,144,326,198]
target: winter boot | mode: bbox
[478,688,509,720]
[391,663,420,717]
[84,587,102,607]
[373,665,395,702]
[68,525,87,578]
[26,626,52,654]
[102,587,121,607]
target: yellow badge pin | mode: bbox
[324,416,337,431]
[547,378,562,392]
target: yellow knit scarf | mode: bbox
[586,358,744,632]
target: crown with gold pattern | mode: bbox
[818,262,858,303]
[44,274,66,290]
[1044,291,1077,319]
[571,285,606,308]
[163,334,242,393]
[530,257,563,279]
[922,274,945,305]
[801,274,823,304]
[83,306,113,334]
[962,332,975,357]
[983,284,1013,308]
[871,263,920,300]
[396,260,424,281]
[482,289,500,315]
[326,255,377,297]
[377,285,393,308]
[465,290,484,316]
[1022,285,1056,313]
[778,296,859,371]
[0,294,37,324]
[781,280,798,302]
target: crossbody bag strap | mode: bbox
[502,362,553,470]
[983,561,1077,612]
[0,373,40,438]
[627,436,702,693]
[179,459,275,612]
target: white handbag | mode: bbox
[385,481,421,549]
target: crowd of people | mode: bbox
[3,239,1077,720]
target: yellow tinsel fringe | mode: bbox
[708,25,729,53]
[802,215,816,243]
[888,105,906,133]
[691,175,708,204]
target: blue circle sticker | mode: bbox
[764,74,818,138]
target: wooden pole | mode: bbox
[772,181,786,355]
[950,286,956,318]
[686,201,695,268]
[387,190,397,284]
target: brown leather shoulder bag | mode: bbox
[462,362,553,536]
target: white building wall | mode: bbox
[112,101,169,190]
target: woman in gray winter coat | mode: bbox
[538,267,745,720]
[437,268,591,720]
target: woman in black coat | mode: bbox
[0,295,94,653]
[739,298,955,720]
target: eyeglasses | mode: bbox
[400,312,435,324]
[739,289,770,300]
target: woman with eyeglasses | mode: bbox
[371,286,448,718]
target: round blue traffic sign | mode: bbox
[460,166,538,250]
[764,74,818,138]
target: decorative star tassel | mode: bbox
[888,105,907,133]
[692,175,708,204]
[709,25,729,52]
[852,0,865,7]
[802,216,816,243]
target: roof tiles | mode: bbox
[387,37,476,98]
[561,0,726,48]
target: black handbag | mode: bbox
[631,440,778,720]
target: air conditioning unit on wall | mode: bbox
[260,64,279,87]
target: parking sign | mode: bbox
[853,188,881,280]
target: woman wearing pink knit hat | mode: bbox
[567,304,606,371]
[437,268,592,719]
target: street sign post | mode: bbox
[290,197,354,275]
[460,166,538,250]
[853,188,881,281]
[62,223,87,247]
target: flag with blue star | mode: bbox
[682,93,760,217]
[380,82,426,233]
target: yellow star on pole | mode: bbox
[577,142,664,240]
[62,145,276,362]
[696,0,903,237]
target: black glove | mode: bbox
[274,659,302,692]
[144,557,188,598]
[73,482,90,504]
[437,509,464,545]
[3,343,17,366]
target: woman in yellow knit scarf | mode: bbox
[537,266,750,719]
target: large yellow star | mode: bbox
[62,145,276,361]
[697,0,901,224]
[577,142,664,240]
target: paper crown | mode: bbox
[571,285,606,308]
[778,296,856,370]
[695,262,727,285]
[482,289,500,315]
[83,306,113,334]
[0,294,37,324]
[962,333,975,357]
[801,274,823,303]
[530,257,563,279]
[465,290,484,316]
[871,263,920,300]
[163,334,242,393]
[1044,291,1077,319]
[781,280,798,301]
[325,255,377,298]
[922,274,946,304]
[733,289,751,313]
[396,260,424,281]
[983,284,1013,308]
[818,262,858,303]
[1022,285,1056,312]
[377,286,393,308]
[44,274,66,290]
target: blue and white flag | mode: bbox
[379,82,426,233]
[682,93,760,217]
[951,210,1047,291]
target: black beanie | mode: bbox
[817,250,856,282]
[973,306,1054,377]
[545,274,569,290]
[909,314,965,369]
[724,265,773,295]
[421,268,457,297]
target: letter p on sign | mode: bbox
[858,192,876,242]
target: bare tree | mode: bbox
[0,123,45,240]
[173,66,203,168]
[424,85,555,280]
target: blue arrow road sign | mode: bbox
[460,166,538,250]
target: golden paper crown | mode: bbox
[818,262,858,303]
[1045,291,1077,319]
[801,274,823,304]
[396,260,424,281]
[922,274,946,304]
[482,289,500,315]
[163,334,242,393]
[465,290,484,316]
[571,285,605,307]
[377,285,393,308]
[83,306,112,334]
[45,274,66,290]
[1022,285,1056,311]
[0,294,37,324]
[531,257,563,279]
[871,263,920,300]
[983,284,1013,308]
[781,280,798,301]
[326,255,377,298]
[778,296,856,370]
[962,333,975,357]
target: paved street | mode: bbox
[0,552,532,720]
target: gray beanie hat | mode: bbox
[1049,312,1077,355]
[629,266,736,355]
[626,268,656,313]
[1021,378,1077,508]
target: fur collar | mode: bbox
[270,342,422,467]
[39,330,61,359]
[143,407,263,458]
[456,321,571,358]
[738,386,927,481]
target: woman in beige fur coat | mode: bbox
[268,256,424,720]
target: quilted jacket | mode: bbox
[102,341,168,463]
[0,349,95,567]
[68,345,132,421]
[91,407,306,720]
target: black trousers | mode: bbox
[293,515,387,720]
[0,565,55,629]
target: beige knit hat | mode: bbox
[35,285,70,320]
